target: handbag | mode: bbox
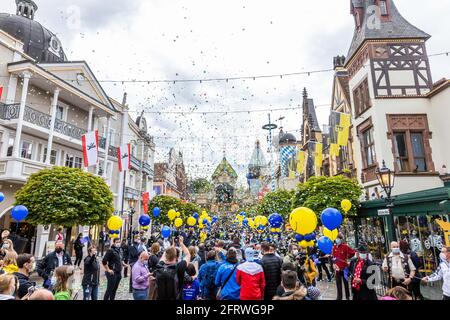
[216,263,238,300]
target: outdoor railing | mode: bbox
[54,118,87,140]
[24,105,51,129]
[0,103,20,120]
[130,154,141,171]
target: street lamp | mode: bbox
[376,160,397,242]
[128,198,137,242]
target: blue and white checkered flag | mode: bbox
[280,146,296,177]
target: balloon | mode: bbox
[248,219,255,229]
[152,207,161,217]
[323,228,339,241]
[269,213,283,228]
[299,240,309,248]
[240,212,246,217]
[0,192,4,203]
[139,215,151,227]
[242,218,248,226]
[141,226,149,231]
[187,216,197,226]
[260,216,268,226]
[168,209,177,221]
[193,212,199,219]
[306,240,315,247]
[161,226,171,238]
[176,212,181,218]
[317,236,334,254]
[11,205,28,221]
[321,208,343,231]
[107,216,122,230]
[212,217,218,224]
[304,233,316,242]
[174,218,183,228]
[202,218,209,225]
[341,199,352,213]
[295,234,304,242]
[289,207,317,235]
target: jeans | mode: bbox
[133,289,148,300]
[104,272,122,300]
[335,270,350,300]
[83,285,99,300]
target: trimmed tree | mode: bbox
[292,175,362,217]
[15,166,114,245]
[148,195,201,226]
[257,189,295,219]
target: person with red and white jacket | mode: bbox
[236,248,265,300]
[332,234,356,300]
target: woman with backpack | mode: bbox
[198,250,220,300]
[215,248,240,300]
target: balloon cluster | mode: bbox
[317,200,350,254]
[289,207,317,248]
[268,213,283,233]
[109,230,120,239]
[254,215,268,233]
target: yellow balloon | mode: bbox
[174,218,183,228]
[168,209,177,221]
[324,227,338,241]
[341,199,352,213]
[107,216,123,231]
[248,220,255,228]
[299,240,309,248]
[187,216,196,226]
[176,212,181,218]
[289,207,317,235]
[254,216,262,227]
[198,222,204,229]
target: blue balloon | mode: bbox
[212,216,218,224]
[152,207,161,217]
[295,234,304,242]
[0,192,4,203]
[202,218,209,225]
[317,236,334,255]
[242,218,248,226]
[161,226,171,238]
[139,215,151,227]
[109,230,115,235]
[257,225,265,231]
[193,212,199,219]
[240,212,246,217]
[321,208,343,231]
[269,213,283,228]
[305,233,316,242]
[11,205,28,222]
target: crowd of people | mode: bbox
[0,225,449,301]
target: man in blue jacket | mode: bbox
[198,250,220,299]
[215,248,241,300]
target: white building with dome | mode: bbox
[0,0,155,257]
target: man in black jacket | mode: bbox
[37,240,72,288]
[102,237,126,300]
[82,246,100,300]
[260,242,283,300]
[348,244,378,300]
[14,253,36,298]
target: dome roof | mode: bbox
[0,1,67,63]
[278,132,297,145]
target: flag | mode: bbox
[329,111,351,147]
[81,131,99,167]
[117,144,131,172]
[0,86,3,100]
[142,192,150,214]
[280,146,296,177]
[308,142,323,175]
[330,143,340,158]
[296,150,306,175]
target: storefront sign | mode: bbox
[377,209,391,216]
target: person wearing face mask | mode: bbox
[132,251,151,300]
[82,246,100,300]
[348,244,377,300]
[422,246,450,300]
[13,254,36,299]
[127,235,144,293]
[382,241,416,291]
[0,273,18,300]
[332,234,356,300]
[37,240,72,289]
[102,238,126,300]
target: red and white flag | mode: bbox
[142,192,150,214]
[81,131,99,167]
[0,86,3,100]
[117,144,131,172]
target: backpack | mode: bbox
[202,262,219,299]
[154,263,180,300]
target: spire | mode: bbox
[16,0,38,20]
[346,0,430,63]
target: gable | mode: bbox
[38,61,115,111]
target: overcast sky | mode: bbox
[2,0,449,185]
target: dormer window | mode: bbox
[380,0,388,16]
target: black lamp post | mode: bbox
[375,160,396,242]
[128,198,137,243]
